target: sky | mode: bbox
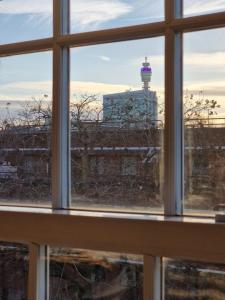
[0,0,225,119]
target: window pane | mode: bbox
[50,247,143,299]
[70,37,164,212]
[70,0,164,33]
[184,0,225,17]
[0,242,28,300]
[183,28,225,214]
[164,258,225,299]
[0,1,52,44]
[0,52,52,206]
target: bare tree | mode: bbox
[184,90,220,125]
[18,95,51,127]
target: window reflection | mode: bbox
[0,242,28,300]
[50,248,143,300]
[165,258,225,300]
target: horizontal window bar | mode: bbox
[1,11,225,56]
[0,38,54,57]
[0,207,224,264]
[171,11,225,32]
[58,22,165,47]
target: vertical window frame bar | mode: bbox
[164,0,183,216]
[28,244,49,300]
[144,255,162,300]
[52,0,71,209]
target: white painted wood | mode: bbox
[28,244,49,300]
[52,0,71,209]
[0,208,224,264]
[52,44,70,209]
[144,256,161,300]
[164,0,183,216]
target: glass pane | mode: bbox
[164,258,225,300]
[0,1,52,44]
[50,247,143,299]
[70,0,164,33]
[184,0,225,17]
[70,37,165,212]
[0,52,52,206]
[0,241,28,300]
[183,28,225,214]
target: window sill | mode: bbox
[0,206,224,263]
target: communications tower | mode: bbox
[141,57,152,91]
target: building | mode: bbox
[103,58,158,125]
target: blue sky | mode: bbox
[0,0,225,118]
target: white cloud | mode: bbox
[1,79,224,120]
[0,0,52,14]
[135,52,225,69]
[0,80,135,101]
[1,81,52,91]
[71,81,134,96]
[183,52,225,98]
[71,1,132,29]
[0,80,166,118]
[0,0,132,29]
[98,56,111,62]
[185,0,225,15]
[184,52,225,69]
[184,80,225,98]
[0,81,52,101]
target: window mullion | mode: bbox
[28,244,49,300]
[144,256,161,300]
[52,0,71,209]
[164,0,183,215]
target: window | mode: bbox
[70,38,164,211]
[184,28,225,214]
[0,52,52,206]
[0,0,225,299]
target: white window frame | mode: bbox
[0,0,225,299]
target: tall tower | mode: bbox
[141,57,152,91]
